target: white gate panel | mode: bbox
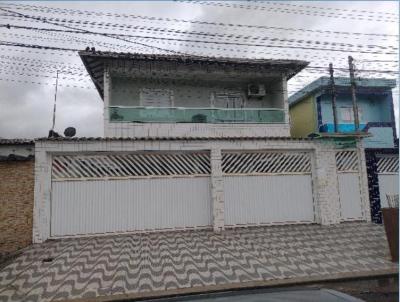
[51,177,211,237]
[379,174,399,208]
[335,151,363,221]
[224,175,314,226]
[377,155,399,208]
[338,173,363,221]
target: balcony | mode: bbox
[109,106,285,124]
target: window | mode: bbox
[340,107,362,122]
[140,88,173,107]
[213,91,244,108]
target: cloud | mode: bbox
[0,1,398,138]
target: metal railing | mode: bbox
[109,106,285,124]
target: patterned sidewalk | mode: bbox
[0,222,397,302]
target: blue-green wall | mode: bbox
[319,93,392,125]
[317,91,395,148]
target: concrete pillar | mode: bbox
[103,67,111,138]
[210,148,224,232]
[32,143,52,243]
[356,140,372,222]
[313,147,341,225]
[282,76,290,125]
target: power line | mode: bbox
[1,13,397,45]
[1,25,397,56]
[2,23,397,53]
[0,7,204,57]
[6,1,397,19]
[1,26,397,71]
[257,1,398,17]
[1,3,397,39]
[0,40,397,75]
[175,1,397,23]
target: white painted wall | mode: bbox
[104,68,290,138]
[104,123,291,138]
[110,76,284,108]
[33,138,369,243]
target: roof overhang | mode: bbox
[79,50,309,100]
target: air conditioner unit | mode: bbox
[247,84,266,97]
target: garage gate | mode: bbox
[50,151,212,237]
[377,155,399,208]
[336,151,363,221]
[222,150,315,226]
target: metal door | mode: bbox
[336,151,363,221]
[222,151,315,226]
[50,152,212,237]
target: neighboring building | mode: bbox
[0,139,34,259]
[289,77,399,222]
[288,77,397,148]
[32,51,371,243]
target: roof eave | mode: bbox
[79,52,104,100]
[79,51,309,101]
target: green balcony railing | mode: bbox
[109,106,285,124]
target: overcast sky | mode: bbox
[0,1,398,138]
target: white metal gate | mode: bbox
[51,152,212,237]
[377,155,399,208]
[336,151,363,221]
[222,151,314,226]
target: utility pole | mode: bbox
[329,63,338,133]
[348,56,360,132]
[51,70,59,131]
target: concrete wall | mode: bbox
[104,67,291,138]
[110,77,284,108]
[33,138,370,243]
[289,95,316,137]
[0,160,34,258]
[320,93,393,125]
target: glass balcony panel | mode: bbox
[109,106,285,124]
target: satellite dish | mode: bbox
[64,127,76,138]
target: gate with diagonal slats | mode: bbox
[50,151,212,237]
[377,155,399,208]
[335,150,363,221]
[222,150,315,226]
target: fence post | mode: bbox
[210,148,225,232]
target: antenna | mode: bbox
[51,70,59,131]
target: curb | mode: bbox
[60,268,399,302]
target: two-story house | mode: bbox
[289,77,399,223]
[32,51,371,243]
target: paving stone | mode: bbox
[0,222,397,302]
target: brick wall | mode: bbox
[0,160,34,258]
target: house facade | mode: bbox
[289,77,399,222]
[32,51,371,243]
[81,52,303,139]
